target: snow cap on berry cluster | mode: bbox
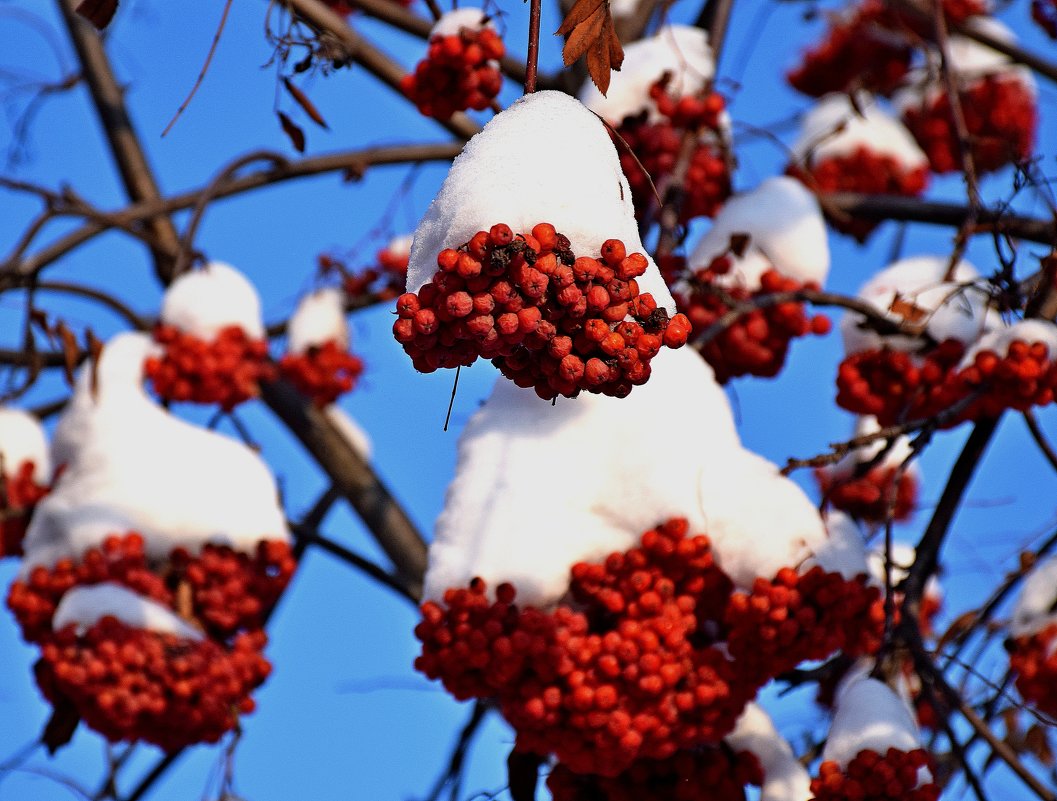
[688,177,830,291]
[287,287,349,354]
[53,582,204,641]
[424,345,738,606]
[429,7,493,37]
[840,256,994,356]
[726,703,811,801]
[959,318,1057,368]
[791,93,927,169]
[1011,556,1057,637]
[406,90,675,312]
[825,416,920,482]
[823,677,924,769]
[160,262,265,340]
[384,234,413,261]
[22,332,288,572]
[578,25,715,124]
[0,406,50,483]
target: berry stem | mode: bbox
[525,0,541,93]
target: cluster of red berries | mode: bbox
[329,243,410,304]
[1,460,49,558]
[901,74,1037,175]
[6,532,295,749]
[787,0,986,98]
[724,566,885,685]
[788,151,929,241]
[674,257,831,383]
[835,340,965,426]
[400,26,504,118]
[36,620,270,752]
[810,748,939,801]
[416,519,761,776]
[547,745,763,801]
[953,338,1057,418]
[393,223,691,399]
[146,324,275,411]
[816,465,918,523]
[613,79,730,225]
[1008,624,1057,719]
[279,340,365,407]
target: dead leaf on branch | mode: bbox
[555,0,624,96]
[75,0,119,30]
[278,111,306,153]
[282,78,329,130]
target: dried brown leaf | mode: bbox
[1026,724,1055,766]
[75,0,119,30]
[55,323,79,387]
[555,0,605,37]
[556,0,622,95]
[935,609,977,651]
[562,9,605,67]
[283,78,329,130]
[278,111,306,153]
[889,294,929,323]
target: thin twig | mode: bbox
[161,0,234,137]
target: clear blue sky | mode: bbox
[1,1,1055,799]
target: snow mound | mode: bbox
[288,288,348,354]
[0,407,50,483]
[802,512,870,581]
[161,262,265,340]
[53,582,203,640]
[23,331,288,573]
[823,677,922,768]
[726,703,811,801]
[579,25,715,124]
[688,177,829,290]
[406,90,674,313]
[791,93,926,168]
[1011,556,1057,637]
[423,346,738,606]
[322,405,372,461]
[840,256,994,355]
[960,318,1057,366]
[430,7,492,37]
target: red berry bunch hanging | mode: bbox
[724,565,885,685]
[613,79,730,225]
[547,745,763,801]
[332,238,412,303]
[900,73,1037,175]
[1,460,49,558]
[36,620,271,752]
[835,339,966,426]
[674,257,831,383]
[951,337,1057,419]
[393,223,691,400]
[279,340,365,407]
[145,324,276,411]
[415,519,760,777]
[810,748,939,801]
[1008,624,1057,719]
[400,25,505,119]
[815,464,918,523]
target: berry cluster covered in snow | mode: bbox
[0,408,51,558]
[1009,557,1057,718]
[395,222,690,399]
[401,9,504,119]
[145,263,275,410]
[5,332,295,750]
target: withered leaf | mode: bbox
[935,609,977,651]
[283,78,329,130]
[889,294,929,323]
[556,0,623,95]
[278,111,306,153]
[55,322,79,387]
[75,0,119,30]
[1026,724,1055,766]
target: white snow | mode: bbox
[22,332,288,573]
[823,416,920,481]
[424,344,833,604]
[429,7,492,37]
[288,288,349,354]
[578,25,715,124]
[687,177,830,291]
[53,583,203,640]
[383,234,413,262]
[959,318,1057,367]
[867,542,942,606]
[726,703,811,801]
[322,405,372,461]
[802,512,871,581]
[791,93,927,169]
[823,677,923,768]
[406,91,675,314]
[0,407,50,483]
[160,262,265,340]
[1011,556,1057,638]
[840,256,995,356]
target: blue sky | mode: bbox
[1,1,1056,799]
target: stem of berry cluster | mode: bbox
[525,0,541,93]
